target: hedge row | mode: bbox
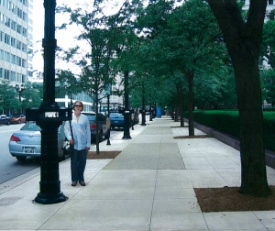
[191,110,275,152]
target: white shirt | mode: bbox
[64,113,91,151]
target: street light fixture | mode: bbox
[25,0,71,204]
[15,84,25,101]
[122,71,131,139]
[106,87,111,145]
[15,84,25,113]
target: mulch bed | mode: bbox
[195,186,275,212]
[87,151,121,159]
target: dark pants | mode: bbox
[71,149,87,183]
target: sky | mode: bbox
[32,0,83,76]
[32,0,123,78]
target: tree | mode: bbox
[207,0,271,197]
[21,82,43,110]
[57,1,117,153]
[56,69,83,107]
[261,19,275,106]
[0,80,19,114]
[262,18,275,69]
[261,68,275,106]
[135,0,226,135]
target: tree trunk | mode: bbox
[234,55,270,197]
[180,102,184,127]
[174,107,179,122]
[207,0,271,197]
[186,71,194,136]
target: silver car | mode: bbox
[9,121,66,161]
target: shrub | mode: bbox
[191,110,275,152]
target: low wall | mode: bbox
[184,119,275,169]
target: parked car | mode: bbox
[110,112,125,130]
[82,112,108,142]
[10,114,26,124]
[8,121,66,161]
[0,114,11,125]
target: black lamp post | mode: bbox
[106,94,111,145]
[15,84,25,113]
[25,0,71,204]
[141,82,146,126]
[15,84,24,101]
[122,71,131,139]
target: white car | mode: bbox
[9,121,67,161]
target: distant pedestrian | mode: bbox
[64,101,91,187]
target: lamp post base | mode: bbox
[34,192,68,204]
[122,135,131,139]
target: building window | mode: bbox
[17,24,22,34]
[5,17,10,28]
[269,0,274,5]
[4,69,10,80]
[7,0,12,10]
[11,37,16,47]
[0,31,3,42]
[22,74,27,83]
[22,28,27,37]
[4,34,10,45]
[11,54,16,64]
[23,12,27,21]
[17,8,22,19]
[22,43,27,52]
[22,59,26,68]
[0,13,5,24]
[11,20,16,30]
[11,71,16,81]
[0,49,3,60]
[17,57,21,66]
[11,3,16,13]
[17,41,21,50]
[5,51,10,62]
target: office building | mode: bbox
[0,0,33,85]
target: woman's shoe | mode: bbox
[79,181,86,186]
[71,182,77,186]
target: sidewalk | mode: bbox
[0,116,275,230]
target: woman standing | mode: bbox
[64,101,91,186]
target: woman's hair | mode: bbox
[73,101,84,111]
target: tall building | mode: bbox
[0,0,33,85]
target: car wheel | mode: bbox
[16,156,27,161]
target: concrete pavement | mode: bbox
[0,116,275,230]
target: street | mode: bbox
[0,123,121,184]
[0,124,40,184]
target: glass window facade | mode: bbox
[0,0,33,84]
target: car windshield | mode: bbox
[21,122,41,131]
